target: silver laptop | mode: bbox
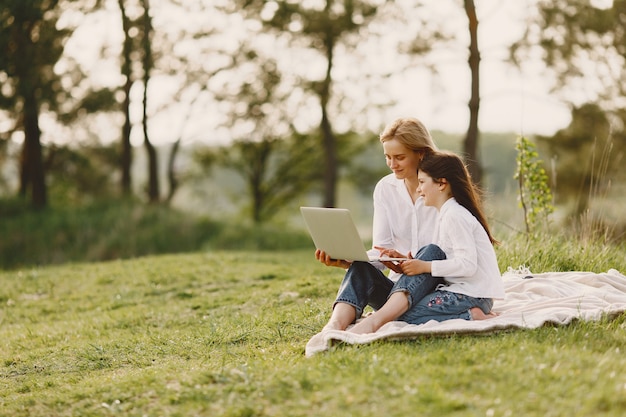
[300,206,405,262]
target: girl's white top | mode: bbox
[430,198,505,299]
[369,173,438,282]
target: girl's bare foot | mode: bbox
[469,307,498,320]
[347,316,378,334]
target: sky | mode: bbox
[54,0,608,147]
[385,0,573,136]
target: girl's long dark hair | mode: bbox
[420,151,499,245]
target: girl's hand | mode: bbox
[315,249,352,269]
[400,259,430,276]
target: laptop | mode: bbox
[300,206,405,262]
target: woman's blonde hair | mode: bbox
[379,117,438,153]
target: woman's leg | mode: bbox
[323,261,393,331]
[349,244,446,334]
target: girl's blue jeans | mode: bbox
[333,244,493,325]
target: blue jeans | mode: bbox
[334,244,446,320]
[399,290,494,325]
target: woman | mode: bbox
[315,117,443,331]
[348,151,505,334]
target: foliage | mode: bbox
[194,131,323,224]
[514,136,554,235]
[0,199,313,270]
[512,0,626,113]
[229,0,388,207]
[0,236,625,416]
[45,143,119,205]
[537,103,624,216]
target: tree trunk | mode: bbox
[165,138,180,205]
[141,0,159,203]
[321,8,337,208]
[463,0,482,184]
[21,89,47,209]
[118,0,133,196]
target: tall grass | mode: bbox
[0,199,313,270]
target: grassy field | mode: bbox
[1,237,626,416]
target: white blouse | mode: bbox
[430,198,505,299]
[368,173,438,282]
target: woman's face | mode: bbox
[382,138,422,180]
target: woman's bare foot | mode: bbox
[469,307,498,320]
[322,320,344,332]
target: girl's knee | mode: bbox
[415,244,446,261]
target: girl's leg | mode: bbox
[349,244,446,334]
[400,290,494,325]
[348,291,409,334]
[323,261,393,331]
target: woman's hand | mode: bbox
[315,249,352,269]
[374,246,407,260]
[374,246,409,273]
[381,260,403,273]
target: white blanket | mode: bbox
[305,269,626,357]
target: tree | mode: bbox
[514,136,554,235]
[118,0,134,196]
[537,103,616,216]
[139,0,159,203]
[463,0,482,183]
[512,0,626,112]
[0,0,70,209]
[512,0,626,214]
[401,0,483,183]
[230,0,383,208]
[116,0,159,202]
[196,50,323,223]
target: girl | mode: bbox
[349,151,505,334]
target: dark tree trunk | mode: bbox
[21,90,47,209]
[165,138,180,205]
[141,0,159,203]
[463,0,483,184]
[321,13,337,208]
[118,0,133,196]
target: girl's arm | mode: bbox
[431,213,478,278]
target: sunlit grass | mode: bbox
[1,240,625,416]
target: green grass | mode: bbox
[1,237,626,417]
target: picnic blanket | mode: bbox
[305,268,626,357]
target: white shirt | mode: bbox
[368,173,438,281]
[430,198,505,299]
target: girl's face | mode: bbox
[417,169,443,207]
[382,138,422,180]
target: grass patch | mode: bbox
[1,239,625,416]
